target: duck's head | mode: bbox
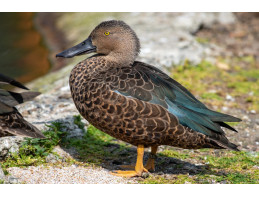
[56,20,140,65]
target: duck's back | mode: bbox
[69,57,238,150]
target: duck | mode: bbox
[56,20,241,177]
[0,73,45,139]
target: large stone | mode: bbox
[0,136,25,160]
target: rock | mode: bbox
[45,153,61,163]
[54,116,87,139]
[222,107,229,112]
[124,12,236,70]
[52,146,74,160]
[226,94,235,101]
[172,13,236,33]
[0,165,5,181]
[46,146,74,163]
[142,172,149,178]
[216,62,230,71]
[0,136,25,160]
[17,75,88,139]
[7,176,19,184]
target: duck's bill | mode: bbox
[56,37,96,58]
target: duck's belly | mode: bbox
[70,80,178,147]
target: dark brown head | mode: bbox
[56,20,140,65]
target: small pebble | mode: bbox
[0,166,5,180]
[226,94,235,101]
[222,107,228,111]
[8,176,19,184]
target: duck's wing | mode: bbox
[0,108,45,139]
[0,90,40,112]
[0,102,14,114]
[107,61,241,139]
[0,73,29,90]
[0,89,44,138]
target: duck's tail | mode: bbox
[0,73,29,90]
[168,124,239,151]
[0,90,41,109]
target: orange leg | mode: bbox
[145,145,158,172]
[112,145,147,177]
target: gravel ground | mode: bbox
[8,165,136,184]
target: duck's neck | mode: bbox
[104,50,136,66]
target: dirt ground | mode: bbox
[196,13,259,66]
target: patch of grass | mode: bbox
[68,125,123,164]
[159,149,190,160]
[214,172,257,184]
[140,174,195,184]
[171,59,259,111]
[201,92,223,100]
[1,122,67,169]
[73,115,86,131]
[139,148,259,184]
[206,151,258,171]
[21,122,67,157]
[196,37,210,44]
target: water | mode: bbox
[0,13,50,83]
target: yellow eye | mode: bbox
[104,32,110,36]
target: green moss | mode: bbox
[159,149,190,160]
[196,37,210,44]
[140,148,259,184]
[67,125,128,164]
[205,151,258,171]
[140,174,195,184]
[214,172,257,184]
[171,59,259,111]
[73,115,86,131]
[1,121,68,169]
[201,92,223,100]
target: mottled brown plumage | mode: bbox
[56,20,241,177]
[0,73,45,139]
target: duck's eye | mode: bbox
[104,32,110,36]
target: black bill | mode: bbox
[56,37,96,58]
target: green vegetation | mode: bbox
[1,115,258,184]
[171,58,259,111]
[139,149,259,184]
[196,37,210,44]
[67,124,129,165]
[1,122,67,169]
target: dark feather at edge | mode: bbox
[0,73,29,90]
